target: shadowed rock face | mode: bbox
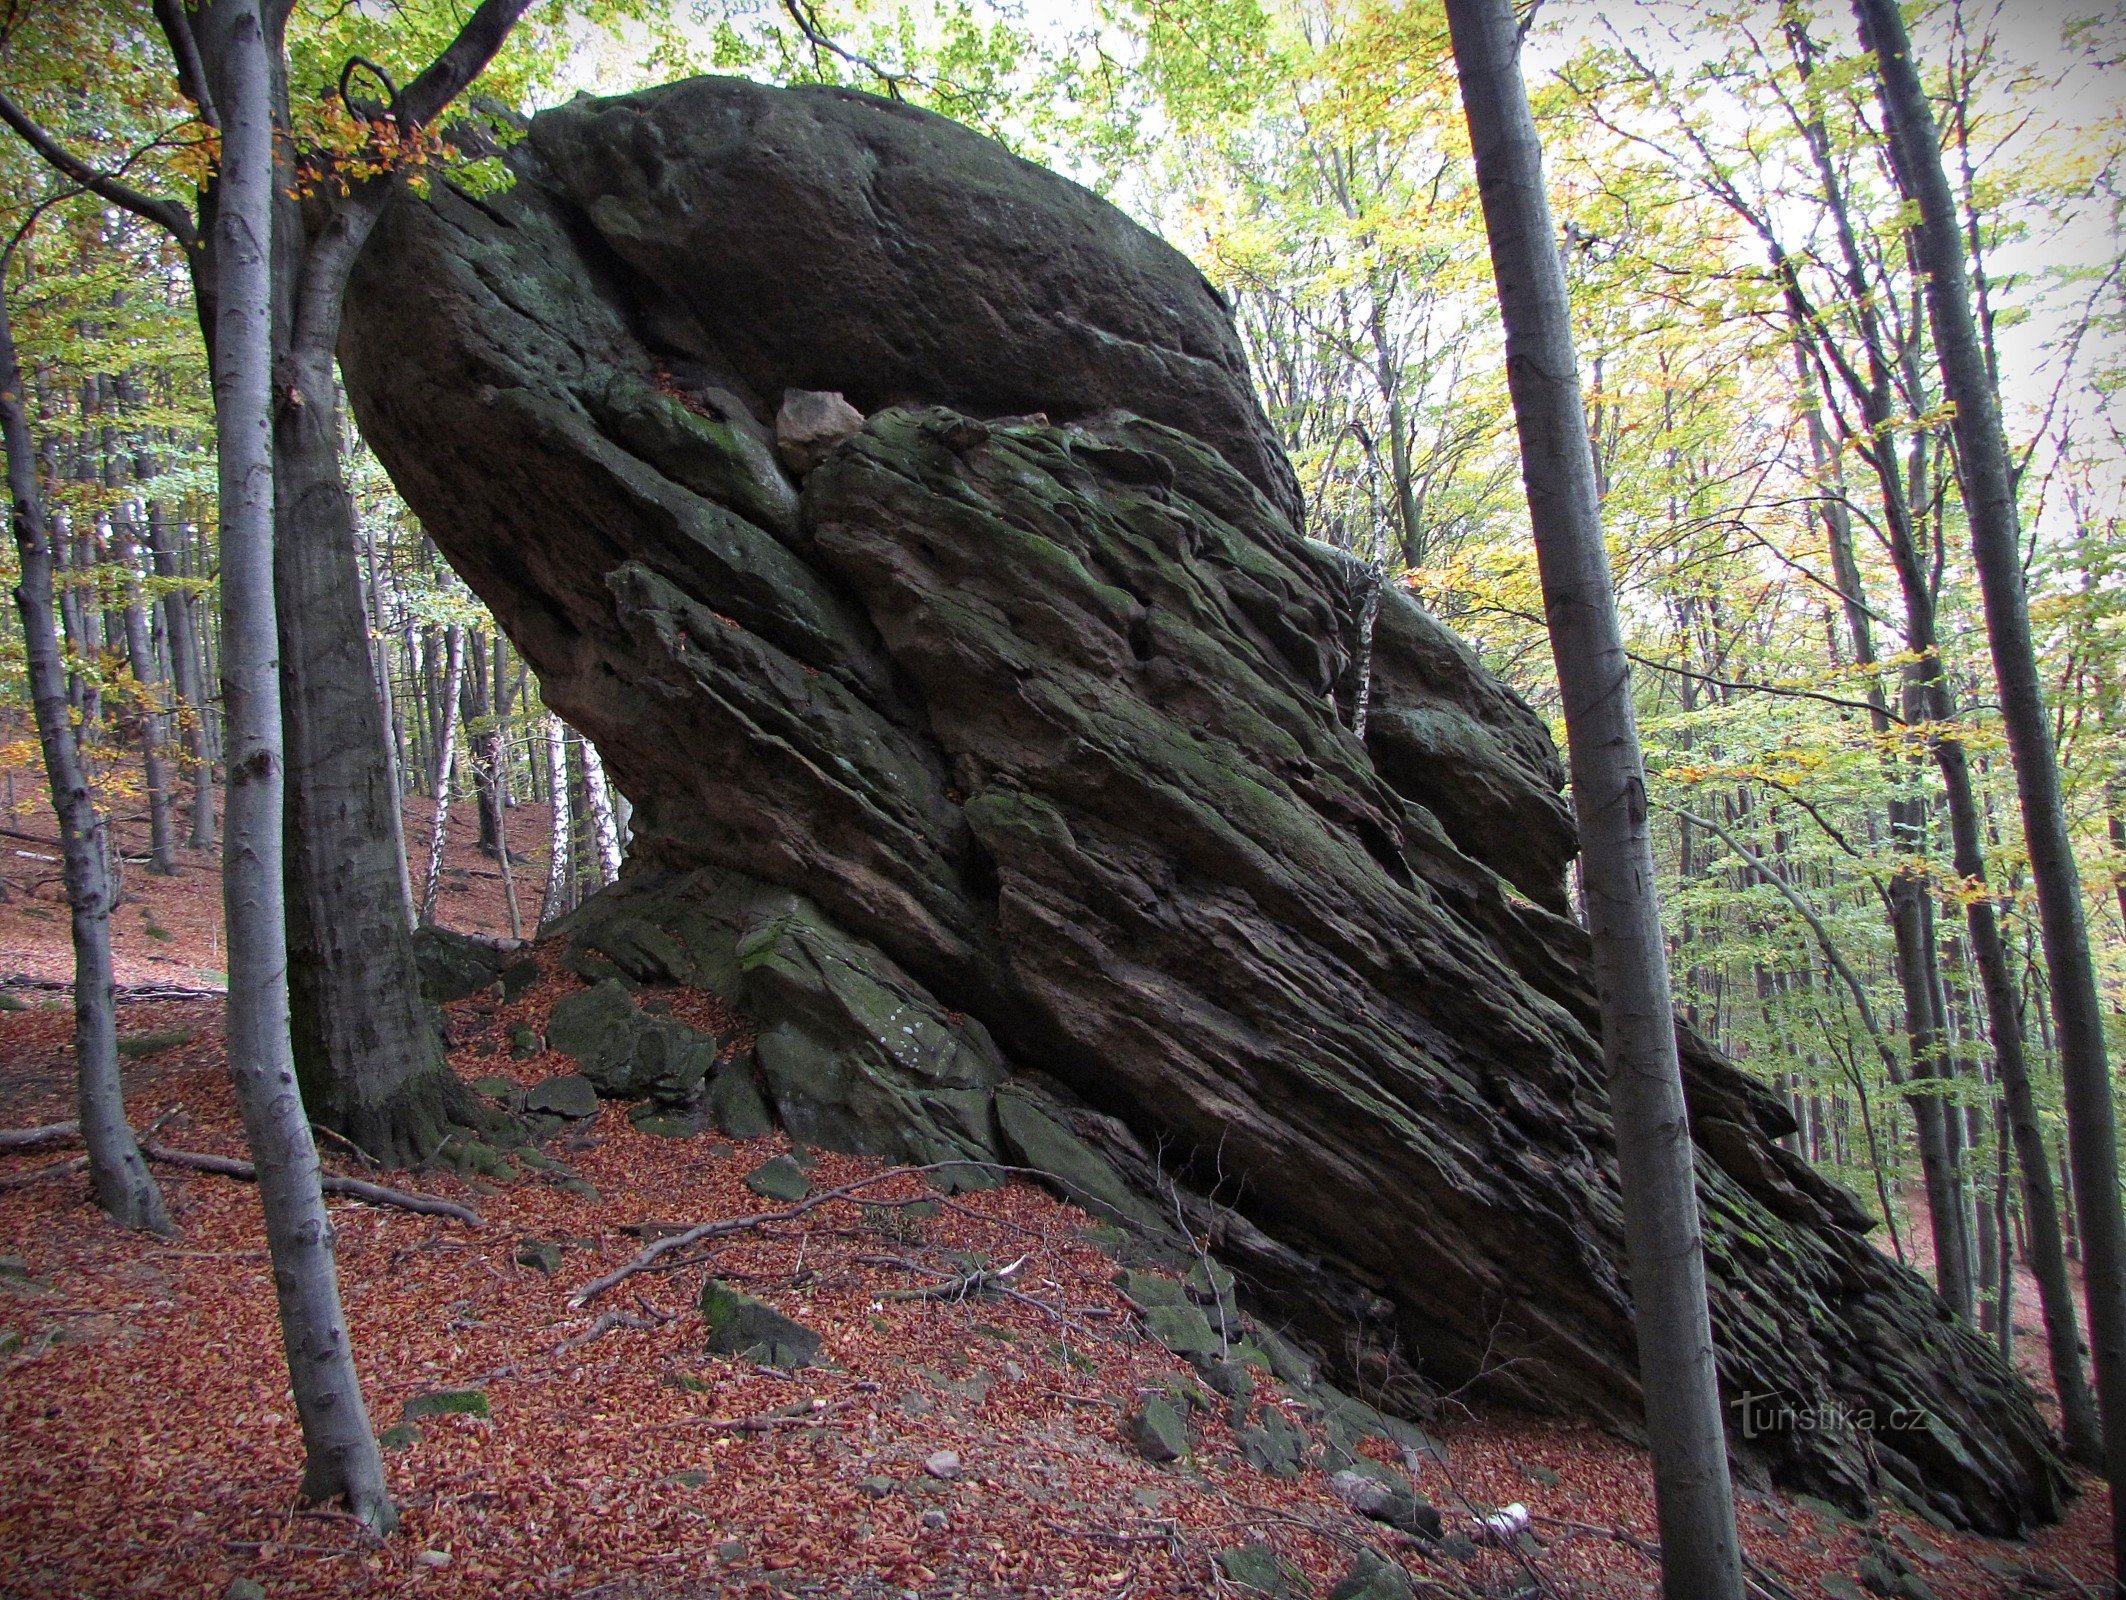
[341,75,2066,1531]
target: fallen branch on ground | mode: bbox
[142,1142,481,1226]
[0,1154,86,1189]
[0,1121,79,1151]
[701,1398,853,1432]
[555,1308,670,1352]
[856,1249,1108,1338]
[572,1159,1085,1306]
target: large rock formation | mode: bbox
[341,76,2066,1531]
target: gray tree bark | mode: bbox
[1443,3,1743,1594]
[113,511,178,876]
[144,501,216,849]
[198,0,393,1529]
[418,623,467,923]
[1,259,171,1238]
[1856,0,2126,1577]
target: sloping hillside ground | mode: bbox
[0,773,2112,1598]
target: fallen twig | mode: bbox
[142,1142,482,1226]
[555,1309,665,1353]
[702,1398,853,1432]
[572,1151,1180,1306]
[857,1249,1108,1338]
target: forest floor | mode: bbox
[0,773,2114,1598]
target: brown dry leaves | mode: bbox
[0,972,2111,1598]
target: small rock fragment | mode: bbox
[514,1241,564,1274]
[859,1475,897,1498]
[414,1550,451,1568]
[923,1449,962,1480]
[1236,1408,1308,1477]
[1143,1302,1221,1358]
[775,389,865,474]
[223,1580,267,1600]
[920,1508,949,1531]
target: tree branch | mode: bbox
[151,0,219,131]
[142,1141,482,1225]
[396,0,538,132]
[0,89,199,254]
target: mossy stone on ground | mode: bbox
[706,1057,774,1137]
[1143,1302,1222,1359]
[526,1073,599,1118]
[1237,1408,1308,1477]
[514,1242,564,1274]
[547,979,720,1105]
[1328,1552,1412,1600]
[403,1388,489,1420]
[1128,1397,1189,1463]
[743,1154,810,1201]
[698,1278,821,1368]
[1216,1543,1303,1599]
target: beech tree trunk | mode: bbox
[1857,0,2126,1576]
[198,0,393,1528]
[113,513,178,876]
[1444,3,1743,1593]
[144,501,215,849]
[418,624,466,923]
[1,272,171,1237]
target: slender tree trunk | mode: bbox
[1860,2,2126,1562]
[1445,4,1741,1593]
[539,715,572,929]
[2,275,170,1237]
[579,736,622,887]
[418,624,466,923]
[113,513,178,875]
[145,500,215,848]
[358,518,416,928]
[199,0,392,1528]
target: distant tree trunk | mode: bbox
[1859,0,2126,1560]
[144,501,215,848]
[1444,4,1743,1595]
[418,624,466,924]
[113,513,177,875]
[539,715,572,928]
[198,0,393,1529]
[357,518,415,928]
[1,269,171,1237]
[580,737,622,887]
